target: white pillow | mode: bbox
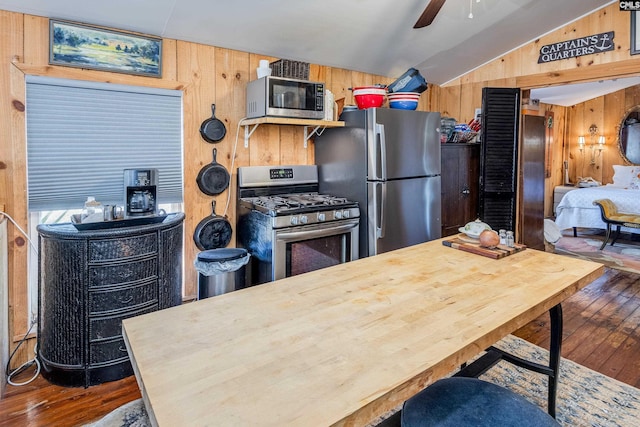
[611,165,639,188]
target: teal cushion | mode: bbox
[401,377,559,426]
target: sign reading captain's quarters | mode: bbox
[538,32,614,63]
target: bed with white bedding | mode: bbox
[554,165,640,234]
[555,185,640,234]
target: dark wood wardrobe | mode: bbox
[441,143,480,237]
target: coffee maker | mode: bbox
[124,169,158,218]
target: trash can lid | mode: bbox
[197,248,248,263]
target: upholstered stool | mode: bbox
[593,199,640,250]
[401,377,559,426]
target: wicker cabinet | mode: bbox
[441,143,480,237]
[37,213,184,387]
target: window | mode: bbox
[25,76,184,320]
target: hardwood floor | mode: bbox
[1,267,639,426]
[514,266,640,388]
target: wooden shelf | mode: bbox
[239,117,345,148]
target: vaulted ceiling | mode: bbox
[0,0,622,104]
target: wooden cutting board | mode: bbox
[443,236,526,259]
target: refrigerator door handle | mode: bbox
[376,181,386,239]
[376,123,387,180]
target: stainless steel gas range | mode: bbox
[236,165,359,285]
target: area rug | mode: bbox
[485,334,640,427]
[553,233,640,275]
[83,399,149,427]
[86,335,640,427]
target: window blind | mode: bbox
[26,76,183,211]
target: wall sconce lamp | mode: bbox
[578,124,605,165]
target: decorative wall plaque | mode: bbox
[537,32,614,64]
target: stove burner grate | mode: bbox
[249,193,353,213]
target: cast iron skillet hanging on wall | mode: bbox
[196,148,230,196]
[199,104,227,143]
[193,201,232,250]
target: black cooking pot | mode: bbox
[196,148,230,196]
[193,201,232,250]
[199,104,226,143]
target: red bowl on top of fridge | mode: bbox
[352,86,386,109]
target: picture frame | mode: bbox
[632,11,640,55]
[49,19,162,78]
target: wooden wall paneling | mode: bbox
[566,105,579,184]
[351,70,375,88]
[279,126,308,165]
[584,97,605,182]
[309,64,328,86]
[439,85,461,121]
[455,5,637,88]
[603,89,625,182]
[516,57,640,90]
[215,47,250,226]
[162,39,178,81]
[329,67,353,107]
[589,5,617,66]
[23,15,48,65]
[562,108,574,184]
[1,11,29,369]
[459,81,484,123]
[249,124,281,165]
[424,83,439,112]
[560,86,640,184]
[177,40,217,298]
[515,40,536,77]
[573,103,586,180]
[626,81,640,107]
[0,9,21,225]
[542,110,554,217]
[8,65,28,345]
[544,105,567,216]
[477,55,513,84]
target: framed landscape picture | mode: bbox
[49,19,162,77]
[632,11,640,55]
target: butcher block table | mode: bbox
[122,239,604,427]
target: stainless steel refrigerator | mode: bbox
[315,108,441,257]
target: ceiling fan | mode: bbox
[414,0,446,28]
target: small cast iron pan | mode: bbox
[196,148,230,196]
[193,201,232,250]
[199,104,226,143]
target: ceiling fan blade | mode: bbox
[414,0,446,28]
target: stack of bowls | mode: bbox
[353,86,387,109]
[388,92,420,110]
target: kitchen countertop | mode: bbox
[123,238,604,426]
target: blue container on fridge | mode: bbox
[387,68,428,94]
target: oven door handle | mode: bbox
[276,220,359,242]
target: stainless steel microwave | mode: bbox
[246,76,325,120]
